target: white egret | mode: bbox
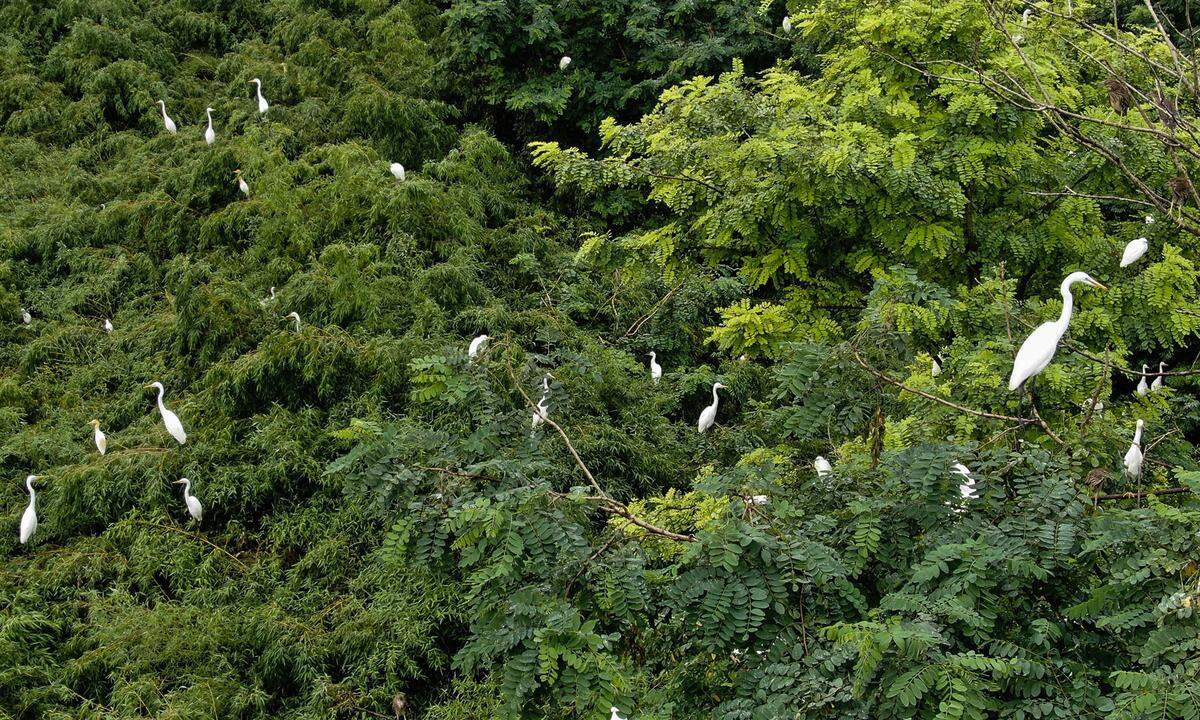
[1151,362,1165,391]
[389,162,406,181]
[697,382,726,433]
[782,15,792,32]
[542,373,552,392]
[89,419,107,455]
[610,708,627,720]
[952,463,978,500]
[1007,272,1106,391]
[814,456,833,478]
[931,355,941,376]
[157,100,177,134]
[20,308,31,324]
[648,351,662,383]
[1021,7,1032,24]
[1145,214,1155,224]
[285,311,301,332]
[1082,397,1104,413]
[174,478,203,522]
[1136,364,1149,396]
[234,169,249,197]
[468,334,490,359]
[104,318,113,333]
[1120,237,1148,267]
[750,494,769,505]
[259,287,276,306]
[1123,419,1144,479]
[250,78,268,115]
[559,56,571,70]
[19,475,39,544]
[145,381,186,444]
[204,107,215,145]
[531,392,550,430]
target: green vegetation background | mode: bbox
[1,0,1198,718]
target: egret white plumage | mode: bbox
[931,355,941,376]
[1021,7,1032,24]
[1145,214,1155,224]
[20,308,31,324]
[1007,272,1106,391]
[750,494,769,505]
[157,100,177,134]
[285,311,301,332]
[389,162,406,181]
[234,169,249,197]
[952,463,978,500]
[259,287,275,306]
[1151,362,1165,391]
[648,351,662,383]
[204,107,215,145]
[814,455,833,477]
[610,707,627,720]
[697,382,725,433]
[782,15,792,31]
[89,419,107,455]
[19,475,38,544]
[468,334,489,359]
[1136,364,1149,396]
[250,78,268,114]
[1123,419,1144,479]
[1120,237,1148,267]
[1082,397,1104,413]
[145,381,186,444]
[174,478,203,522]
[531,392,550,430]
[104,318,113,333]
[559,56,571,70]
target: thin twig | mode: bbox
[131,520,249,571]
[1093,486,1191,500]
[624,279,686,337]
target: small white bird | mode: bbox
[1120,237,1148,267]
[204,107,215,145]
[531,392,550,430]
[19,475,39,544]
[1008,272,1106,391]
[89,419,107,455]
[814,455,833,478]
[1082,397,1105,413]
[952,463,978,500]
[1151,362,1165,391]
[174,478,203,522]
[542,373,552,392]
[389,162,406,181]
[468,334,490,359]
[697,382,725,433]
[157,100,177,134]
[145,381,187,444]
[259,287,276,306]
[931,355,941,376]
[749,494,769,505]
[1123,419,1144,480]
[1145,214,1155,224]
[103,318,113,333]
[234,169,249,197]
[1022,7,1032,25]
[782,15,793,32]
[559,56,571,70]
[648,351,662,384]
[20,308,31,324]
[250,78,268,115]
[285,311,301,332]
[610,707,627,720]
[1136,364,1149,396]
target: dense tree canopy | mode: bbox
[2,0,1199,719]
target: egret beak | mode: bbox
[1091,280,1108,290]
[143,383,154,388]
[173,479,186,485]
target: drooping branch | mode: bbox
[1093,486,1192,500]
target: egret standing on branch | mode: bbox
[285,312,301,332]
[390,163,406,181]
[697,382,725,433]
[782,15,792,32]
[1151,362,1165,391]
[204,107,215,145]
[174,478,203,522]
[1008,272,1106,391]
[469,334,489,359]
[234,169,249,197]
[1136,364,1150,396]
[559,56,572,70]
[1124,420,1144,480]
[89,419,107,455]
[931,355,941,376]
[157,100,177,134]
[610,707,627,720]
[814,456,833,478]
[19,475,39,544]
[250,78,268,115]
[20,308,31,324]
[146,382,187,445]
[259,287,275,306]
[531,391,550,431]
[1120,237,1148,267]
[648,351,662,384]
[104,318,113,333]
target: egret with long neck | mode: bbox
[145,382,186,444]
[204,107,215,145]
[157,100,177,134]
[19,475,39,544]
[1008,272,1106,391]
[1124,420,1144,480]
[250,78,268,115]
[697,382,725,433]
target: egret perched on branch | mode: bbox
[531,392,550,431]
[259,287,275,306]
[1136,364,1149,396]
[204,107,215,145]
[89,419,107,455]
[20,308,30,324]
[19,475,39,544]
[250,78,268,115]
[931,355,941,376]
[648,351,662,383]
[1007,272,1106,391]
[389,162,406,181]
[157,100,177,134]
[145,382,186,444]
[1123,419,1144,480]
[285,311,301,332]
[1151,362,1165,391]
[697,382,725,433]
[782,15,792,32]
[1120,237,1148,267]
[610,707,627,720]
[468,334,489,359]
[174,478,203,522]
[559,56,571,70]
[1021,7,1032,24]
[814,456,832,478]
[104,318,113,333]
[234,169,249,197]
